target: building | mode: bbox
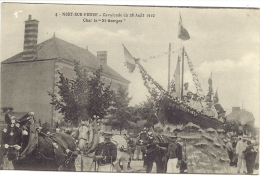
[226,107,255,136]
[1,15,130,126]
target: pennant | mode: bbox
[123,45,136,73]
[178,15,190,41]
[174,55,181,100]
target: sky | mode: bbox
[1,3,259,126]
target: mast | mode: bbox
[181,46,185,99]
[167,42,171,91]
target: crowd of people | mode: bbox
[224,135,259,174]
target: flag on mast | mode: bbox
[174,55,181,100]
[178,15,190,41]
[123,45,136,73]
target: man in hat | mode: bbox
[244,139,257,174]
[95,131,117,172]
[164,135,182,173]
[236,135,248,173]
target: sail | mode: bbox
[123,45,136,73]
[174,55,181,100]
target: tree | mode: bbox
[105,85,133,134]
[48,61,114,126]
[224,120,240,134]
[135,97,159,129]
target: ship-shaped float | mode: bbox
[124,42,225,130]
[123,15,226,130]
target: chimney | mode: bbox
[22,15,39,61]
[97,51,107,64]
[232,107,240,112]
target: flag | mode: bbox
[123,45,136,73]
[178,15,190,41]
[174,55,181,100]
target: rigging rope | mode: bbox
[183,48,205,97]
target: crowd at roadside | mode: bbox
[224,135,259,174]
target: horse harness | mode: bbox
[7,118,75,168]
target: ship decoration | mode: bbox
[123,15,226,130]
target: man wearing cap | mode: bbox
[163,135,182,173]
[95,131,117,172]
[236,136,248,173]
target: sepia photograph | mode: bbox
[0,2,259,174]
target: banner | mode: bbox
[123,45,136,73]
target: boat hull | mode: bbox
[157,98,225,129]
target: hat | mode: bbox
[187,91,193,95]
[103,131,113,135]
[177,137,182,142]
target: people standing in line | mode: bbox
[244,140,257,174]
[236,136,248,173]
[95,131,117,172]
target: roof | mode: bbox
[226,109,255,125]
[2,36,130,84]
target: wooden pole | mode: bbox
[181,46,185,99]
[168,42,171,92]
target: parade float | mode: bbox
[123,15,230,173]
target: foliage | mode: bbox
[134,95,159,128]
[105,85,133,133]
[48,61,114,126]
[41,122,51,133]
[224,120,240,133]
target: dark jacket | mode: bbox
[158,142,182,160]
[95,141,117,165]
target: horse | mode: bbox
[72,119,100,171]
[136,129,169,173]
[2,113,77,171]
[74,121,130,172]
